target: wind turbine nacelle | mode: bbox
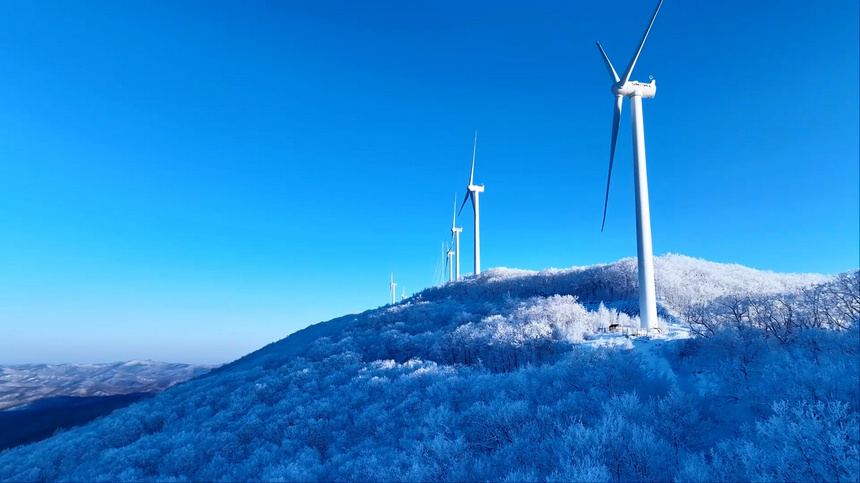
[614,80,656,98]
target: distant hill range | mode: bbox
[0,361,215,453]
[0,361,215,411]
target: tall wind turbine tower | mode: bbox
[596,0,664,331]
[389,273,397,305]
[451,194,462,280]
[458,132,484,275]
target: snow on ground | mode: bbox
[582,319,691,383]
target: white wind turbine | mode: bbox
[596,0,664,331]
[401,287,406,301]
[451,193,462,280]
[389,272,397,305]
[445,241,455,282]
[458,132,484,275]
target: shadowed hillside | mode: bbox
[0,394,154,453]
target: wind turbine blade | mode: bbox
[458,191,471,217]
[619,0,664,85]
[469,131,477,186]
[596,42,619,83]
[601,95,624,232]
[452,193,457,229]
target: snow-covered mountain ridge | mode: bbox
[417,253,826,309]
[0,361,216,411]
[225,254,826,373]
[0,254,856,482]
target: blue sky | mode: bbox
[1,0,857,364]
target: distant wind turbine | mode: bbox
[437,241,447,286]
[445,241,455,282]
[389,273,397,305]
[451,193,462,280]
[596,0,664,331]
[458,132,484,274]
[401,287,406,301]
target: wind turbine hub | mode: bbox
[613,80,657,99]
[468,184,485,193]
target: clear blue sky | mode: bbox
[1,0,857,364]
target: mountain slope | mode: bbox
[0,255,855,482]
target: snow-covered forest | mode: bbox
[0,254,856,482]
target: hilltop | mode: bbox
[0,254,856,482]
